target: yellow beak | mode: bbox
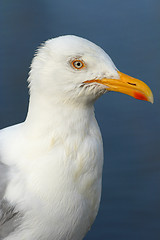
[84,71,154,103]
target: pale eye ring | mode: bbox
[71,59,85,70]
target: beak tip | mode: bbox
[133,89,154,104]
[149,94,154,104]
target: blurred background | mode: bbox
[1,0,160,239]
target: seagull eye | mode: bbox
[71,60,85,70]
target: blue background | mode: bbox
[1,0,160,239]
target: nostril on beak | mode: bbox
[127,82,137,86]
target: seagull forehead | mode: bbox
[33,35,118,80]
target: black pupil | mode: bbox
[75,61,81,67]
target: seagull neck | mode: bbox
[25,93,95,137]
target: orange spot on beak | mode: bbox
[133,92,148,101]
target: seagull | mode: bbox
[0,35,153,240]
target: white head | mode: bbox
[28,35,153,107]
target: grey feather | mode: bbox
[0,163,8,200]
[0,162,22,239]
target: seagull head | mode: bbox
[28,35,153,106]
